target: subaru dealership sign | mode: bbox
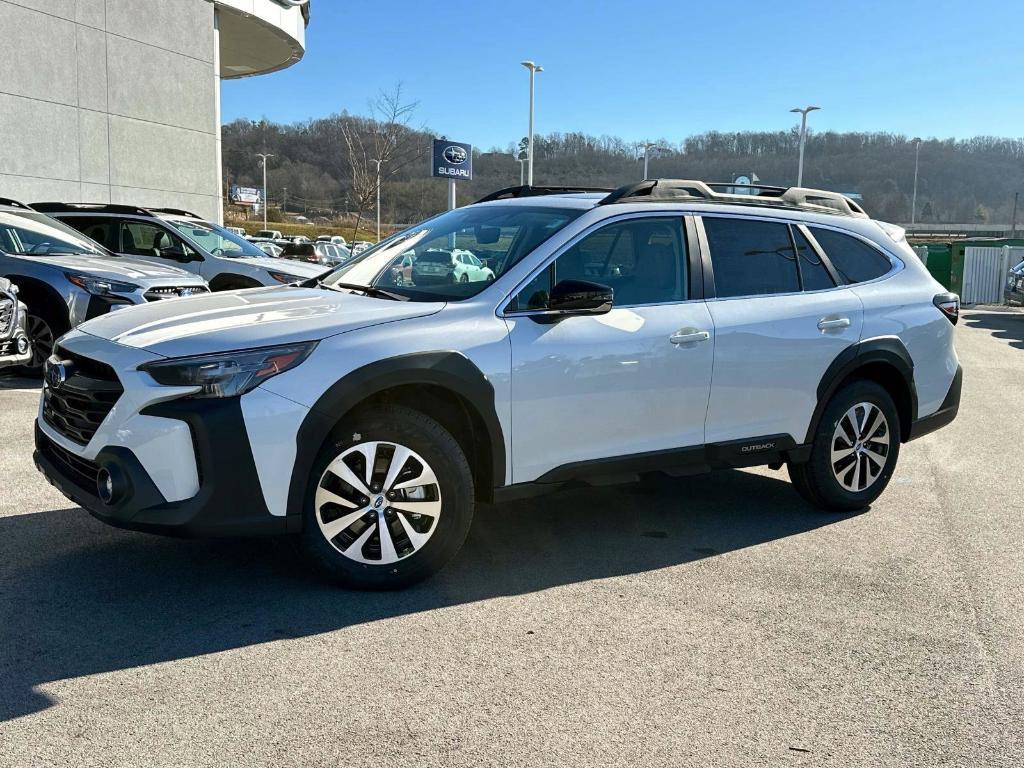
[432,140,473,180]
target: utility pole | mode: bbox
[283,186,288,215]
[1012,191,1019,239]
[371,158,382,242]
[521,61,543,186]
[911,138,921,225]
[641,142,661,180]
[789,106,820,187]
[256,152,273,231]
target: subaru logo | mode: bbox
[45,357,68,390]
[443,146,467,165]
[373,496,385,509]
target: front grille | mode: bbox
[144,285,210,301]
[42,349,123,445]
[38,431,101,495]
[0,298,13,335]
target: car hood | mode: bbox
[13,252,205,283]
[226,255,328,277]
[77,285,444,358]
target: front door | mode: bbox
[118,220,202,277]
[505,216,715,483]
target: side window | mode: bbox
[793,227,836,291]
[809,227,893,284]
[512,217,686,310]
[67,217,117,251]
[703,217,799,298]
[120,221,191,258]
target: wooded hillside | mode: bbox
[223,113,1024,227]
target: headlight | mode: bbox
[268,270,304,284]
[66,273,140,295]
[139,342,317,398]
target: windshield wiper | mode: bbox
[319,280,408,301]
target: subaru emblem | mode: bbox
[443,146,467,165]
[45,357,68,390]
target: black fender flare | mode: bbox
[209,273,262,291]
[285,352,506,522]
[805,337,917,444]
[1,274,69,330]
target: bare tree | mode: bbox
[341,83,429,241]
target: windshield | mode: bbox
[169,219,268,259]
[0,211,107,257]
[321,205,583,301]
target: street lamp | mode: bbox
[520,60,543,186]
[911,138,922,226]
[515,154,527,185]
[789,106,820,187]
[256,152,274,230]
[641,142,663,180]
[371,158,382,242]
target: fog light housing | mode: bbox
[16,336,29,354]
[96,465,127,505]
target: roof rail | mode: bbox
[31,202,156,217]
[598,179,868,217]
[475,185,615,204]
[0,197,32,210]
[148,207,202,218]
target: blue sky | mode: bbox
[222,0,1024,150]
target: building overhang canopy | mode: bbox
[216,0,308,79]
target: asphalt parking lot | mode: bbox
[1,308,1022,767]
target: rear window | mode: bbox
[810,227,893,284]
[703,217,800,298]
[418,250,454,264]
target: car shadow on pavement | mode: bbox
[0,469,859,722]
[962,310,1024,350]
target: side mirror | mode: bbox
[546,279,613,317]
[162,246,199,263]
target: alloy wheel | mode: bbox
[831,402,890,492]
[315,441,442,565]
[25,315,55,372]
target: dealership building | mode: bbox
[0,0,309,223]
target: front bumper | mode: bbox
[34,396,294,538]
[0,329,32,367]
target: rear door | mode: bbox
[698,215,863,446]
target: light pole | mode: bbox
[520,60,543,186]
[789,106,820,187]
[641,142,662,180]
[911,138,922,225]
[256,152,274,230]
[371,158,382,242]
[515,156,526,185]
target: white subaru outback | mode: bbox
[34,180,962,589]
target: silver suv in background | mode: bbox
[35,204,327,291]
[0,199,209,373]
[0,276,31,370]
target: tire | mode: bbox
[300,404,475,589]
[15,309,66,377]
[459,273,469,283]
[788,379,901,512]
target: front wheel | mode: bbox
[15,312,61,377]
[301,405,475,589]
[788,380,901,512]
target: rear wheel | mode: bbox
[301,405,474,589]
[788,380,900,511]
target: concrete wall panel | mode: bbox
[109,187,220,222]
[75,0,106,28]
[107,116,217,195]
[104,0,213,63]
[0,93,79,181]
[0,2,77,105]
[5,0,75,20]
[106,37,215,132]
[78,110,109,184]
[75,23,108,112]
[0,174,83,205]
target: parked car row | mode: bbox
[0,199,328,374]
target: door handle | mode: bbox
[669,328,711,345]
[817,316,851,331]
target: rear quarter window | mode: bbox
[810,227,893,284]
